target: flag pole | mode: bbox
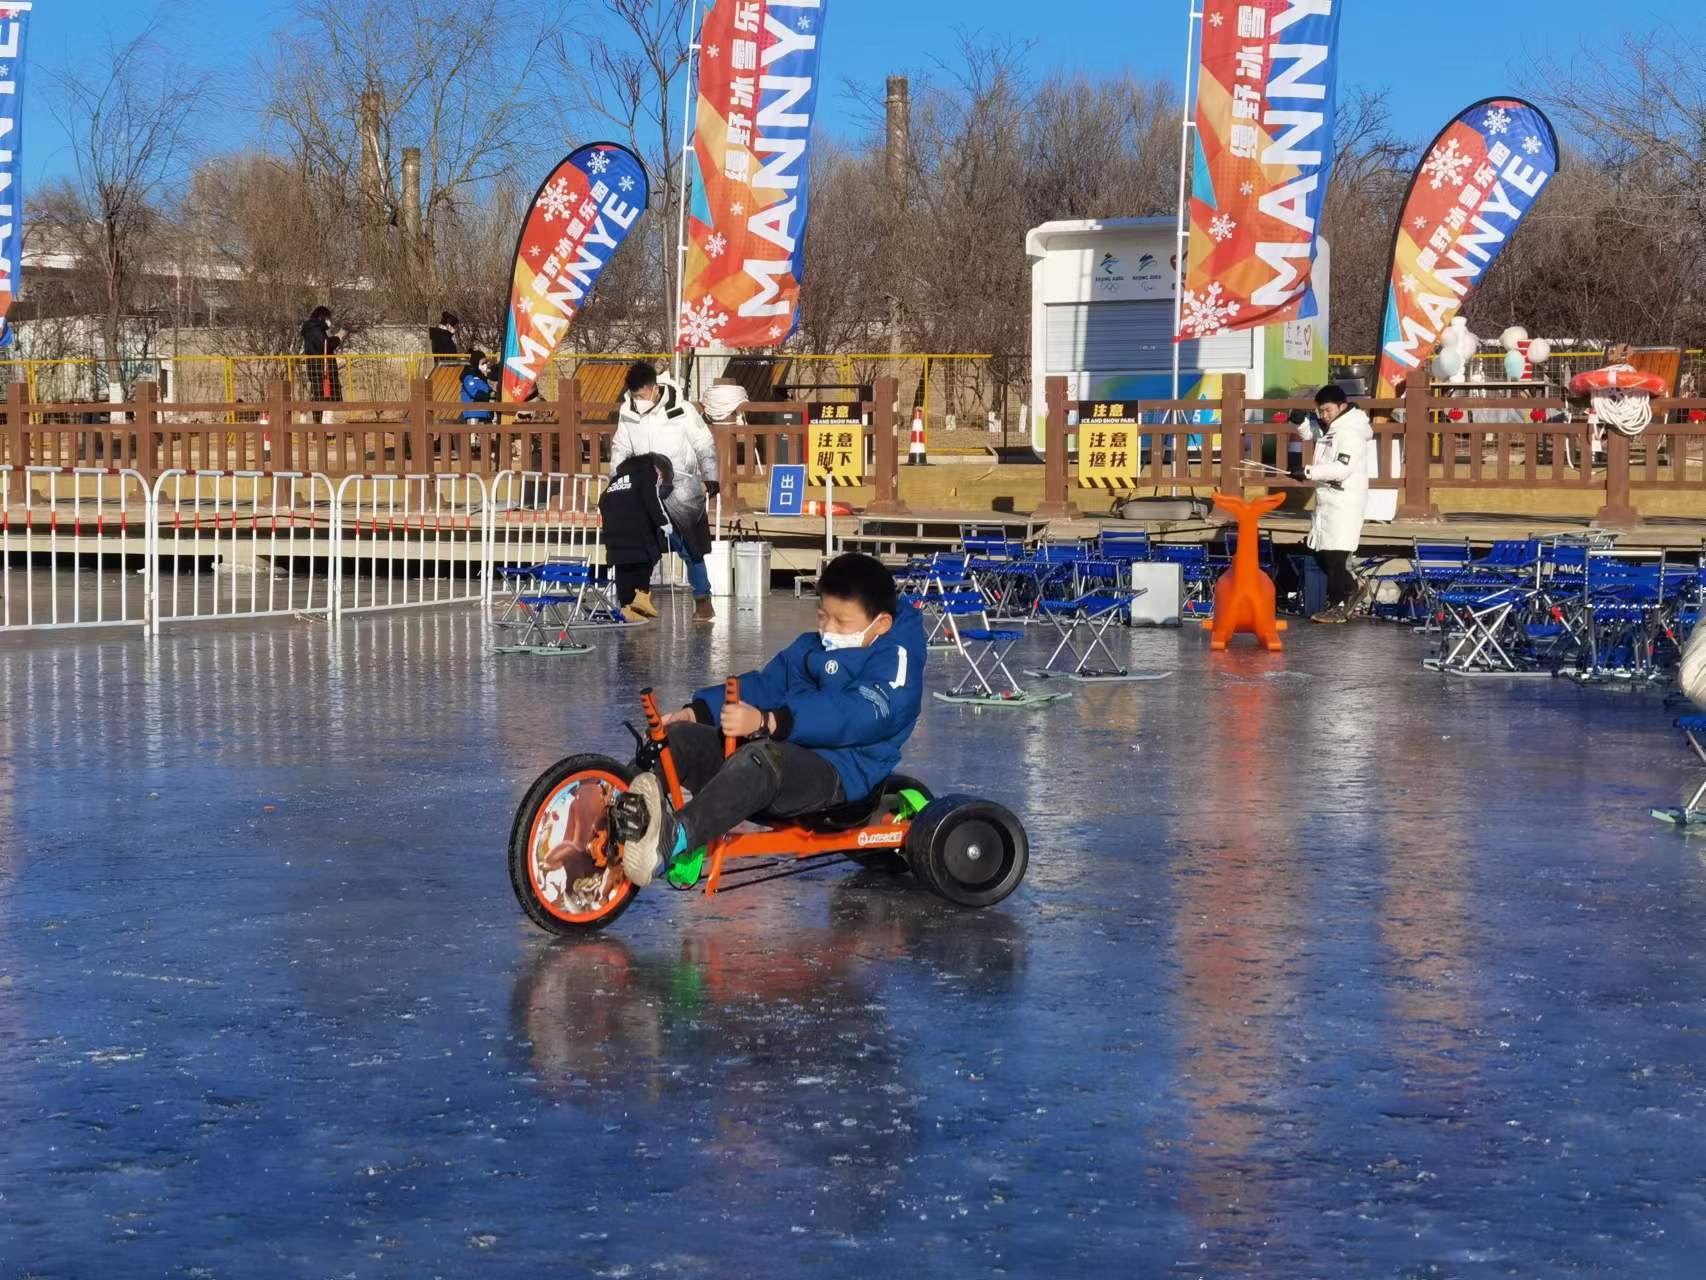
[671,0,704,385]
[1169,3,1202,424]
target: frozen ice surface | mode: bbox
[3,599,1706,1276]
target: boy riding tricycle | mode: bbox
[508,554,1030,935]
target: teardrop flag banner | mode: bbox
[0,2,34,349]
[1179,0,1343,340]
[502,142,649,404]
[1375,99,1559,397]
[677,0,828,352]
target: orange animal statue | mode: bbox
[1204,491,1288,652]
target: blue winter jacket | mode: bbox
[461,371,494,423]
[692,606,926,802]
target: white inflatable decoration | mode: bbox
[1433,348,1465,380]
[1527,338,1552,365]
[1499,325,1529,352]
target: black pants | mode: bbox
[613,562,656,606]
[665,723,844,850]
[1314,548,1357,608]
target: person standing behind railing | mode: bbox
[460,352,496,424]
[429,311,462,367]
[611,362,721,622]
[300,305,346,425]
[1293,384,1373,624]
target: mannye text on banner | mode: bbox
[1179,0,1343,340]
[502,142,649,404]
[1376,98,1559,397]
[0,2,33,348]
[677,0,828,352]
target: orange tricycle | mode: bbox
[508,680,1030,935]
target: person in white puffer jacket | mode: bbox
[1295,383,1374,624]
[611,363,721,620]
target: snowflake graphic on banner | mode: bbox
[705,233,728,259]
[1208,10,1223,25]
[730,201,745,216]
[769,325,785,339]
[1180,283,1241,338]
[1522,135,1543,156]
[1400,273,1420,295]
[679,295,730,348]
[797,13,812,28]
[518,296,535,315]
[586,152,611,175]
[1239,181,1254,196]
[618,176,635,192]
[537,178,576,222]
[1483,107,1512,136]
[1209,213,1237,243]
[1412,215,1429,231]
[704,44,719,59]
[1422,139,1472,191]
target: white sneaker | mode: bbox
[621,773,670,887]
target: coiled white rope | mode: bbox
[1587,365,1654,438]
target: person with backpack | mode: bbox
[598,453,675,620]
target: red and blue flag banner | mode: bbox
[1376,99,1559,397]
[1179,0,1343,340]
[501,142,649,404]
[677,0,827,352]
[0,2,33,349]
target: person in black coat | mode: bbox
[300,305,345,423]
[429,311,462,366]
[599,453,675,619]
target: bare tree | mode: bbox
[551,0,695,345]
[43,24,209,396]
[262,0,563,322]
[1320,88,1413,355]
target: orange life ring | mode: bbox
[1568,367,1667,397]
[801,500,854,517]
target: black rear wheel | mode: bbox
[905,796,1028,908]
[508,754,639,935]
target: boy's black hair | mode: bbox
[818,552,898,620]
[625,361,661,396]
[1315,383,1350,407]
[440,310,459,327]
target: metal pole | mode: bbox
[670,0,704,380]
[1170,5,1203,422]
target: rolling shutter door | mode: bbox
[1044,300,1252,374]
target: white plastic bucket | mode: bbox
[733,542,772,601]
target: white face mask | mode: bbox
[820,620,873,651]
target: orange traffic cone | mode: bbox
[907,407,927,466]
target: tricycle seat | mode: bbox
[792,777,908,834]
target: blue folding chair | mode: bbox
[1653,714,1706,827]
[1028,589,1171,684]
[930,592,1069,708]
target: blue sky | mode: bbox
[29,0,1701,186]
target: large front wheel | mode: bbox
[509,754,638,935]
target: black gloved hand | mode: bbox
[1287,408,1310,427]
[704,481,721,499]
[1288,461,1307,482]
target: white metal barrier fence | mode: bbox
[3,469,548,637]
[331,473,492,617]
[486,470,605,621]
[1,466,152,632]
[151,470,337,633]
